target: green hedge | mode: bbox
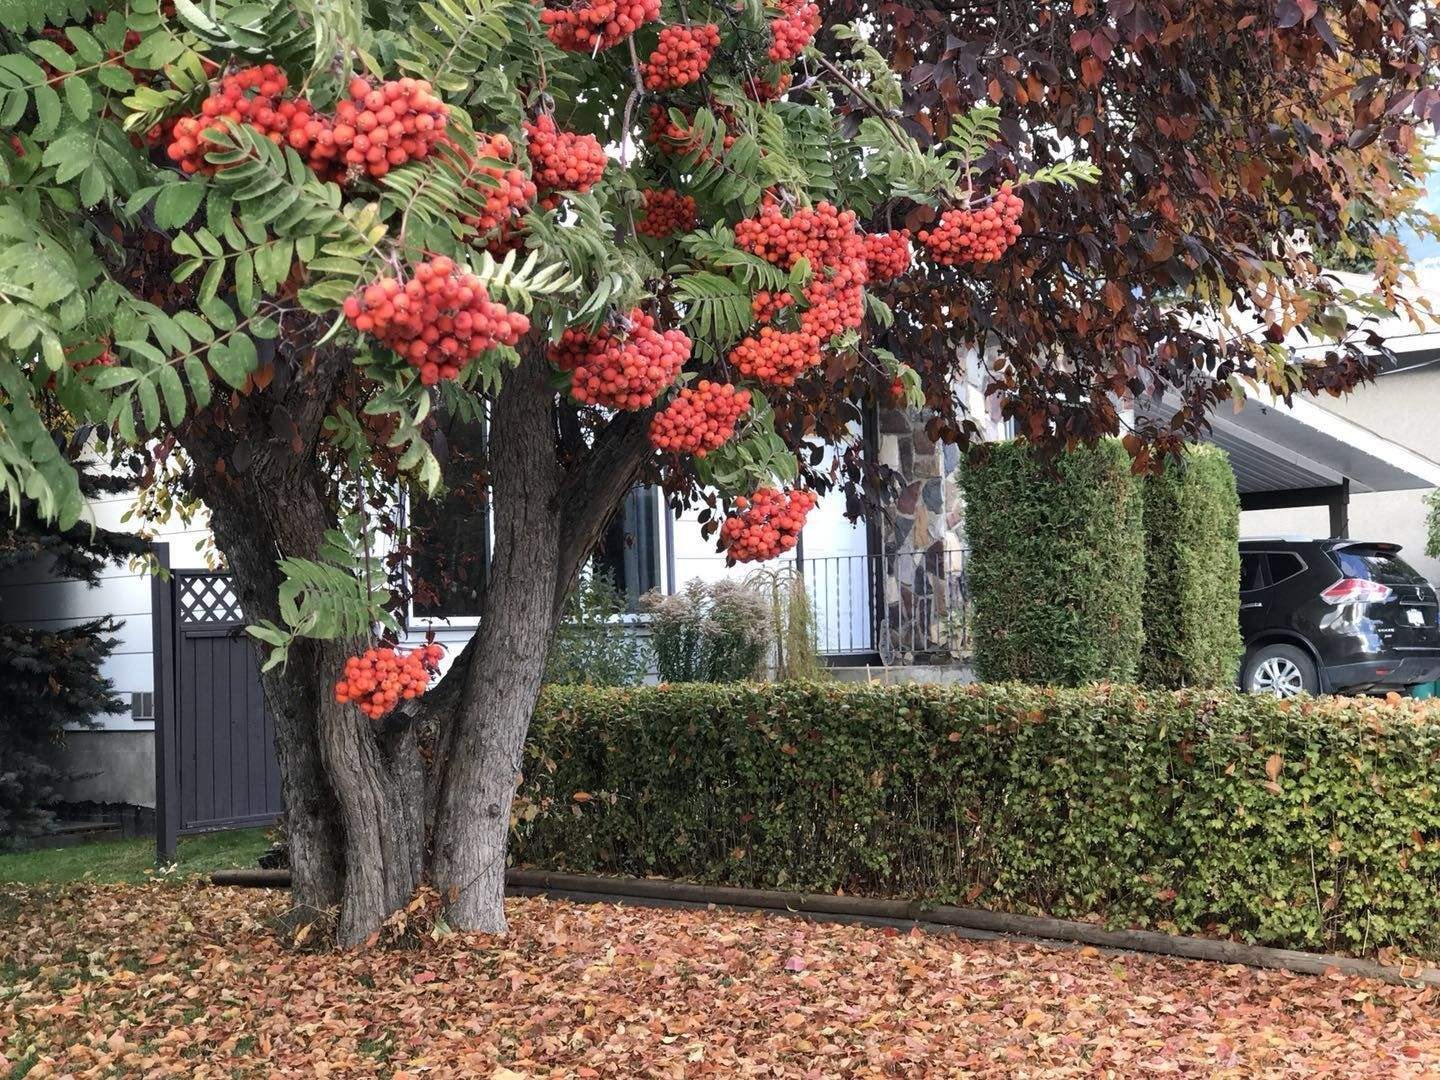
[961,439,1144,684]
[1140,446,1243,689]
[517,682,1440,957]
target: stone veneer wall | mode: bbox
[872,405,970,661]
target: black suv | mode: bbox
[1239,539,1440,697]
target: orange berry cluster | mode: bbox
[537,0,661,52]
[734,200,864,271]
[549,310,692,409]
[525,114,608,209]
[648,380,751,456]
[65,341,116,371]
[751,289,793,324]
[643,23,721,90]
[730,200,869,383]
[798,264,866,339]
[455,133,538,245]
[334,643,444,720]
[719,486,817,562]
[329,76,449,179]
[744,72,792,101]
[729,328,823,387]
[637,187,697,237]
[166,67,448,182]
[166,65,296,174]
[768,0,820,62]
[862,229,912,282]
[918,184,1024,265]
[342,257,531,385]
[647,104,736,160]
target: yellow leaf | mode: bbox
[1265,753,1283,782]
[572,791,592,803]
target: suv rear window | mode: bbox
[1334,548,1428,585]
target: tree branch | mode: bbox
[553,406,657,617]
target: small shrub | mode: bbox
[545,570,650,687]
[517,682,1440,957]
[746,566,823,680]
[961,439,1144,685]
[1140,445,1243,689]
[641,579,768,682]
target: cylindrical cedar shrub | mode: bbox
[1140,445,1243,689]
[514,682,1440,957]
[960,439,1145,685]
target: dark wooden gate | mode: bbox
[155,560,281,860]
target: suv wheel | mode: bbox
[1242,644,1318,698]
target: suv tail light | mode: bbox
[1320,578,1393,605]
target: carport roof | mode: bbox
[1145,388,1440,496]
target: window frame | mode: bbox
[405,481,675,631]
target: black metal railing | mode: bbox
[801,548,970,662]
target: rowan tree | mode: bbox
[0,0,1434,944]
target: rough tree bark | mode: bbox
[177,344,427,943]
[176,333,657,943]
[428,350,565,932]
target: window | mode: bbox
[592,486,663,612]
[1240,554,1264,592]
[1335,548,1427,586]
[1264,552,1306,587]
[409,414,489,620]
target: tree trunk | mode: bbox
[175,335,657,943]
[428,349,563,933]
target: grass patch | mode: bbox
[0,828,271,886]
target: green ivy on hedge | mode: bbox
[961,439,1144,685]
[1140,445,1243,689]
[516,682,1440,957]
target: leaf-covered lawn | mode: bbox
[3,885,1439,1078]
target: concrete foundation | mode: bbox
[827,663,976,686]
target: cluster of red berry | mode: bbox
[751,289,794,324]
[728,200,869,383]
[537,0,661,52]
[734,200,864,271]
[799,264,866,339]
[743,72,792,102]
[719,486,817,562]
[455,133,537,246]
[166,67,448,182]
[862,229,913,282]
[643,23,721,90]
[66,341,116,371]
[524,114,608,209]
[166,65,295,174]
[648,380,751,456]
[918,184,1024,265]
[549,310,692,409]
[328,76,449,179]
[729,328,823,387]
[647,104,736,161]
[637,187,697,238]
[342,257,530,385]
[768,0,820,62]
[334,642,444,720]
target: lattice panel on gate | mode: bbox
[176,574,245,628]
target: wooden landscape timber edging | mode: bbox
[209,867,1440,989]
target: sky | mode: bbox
[1405,155,1440,274]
